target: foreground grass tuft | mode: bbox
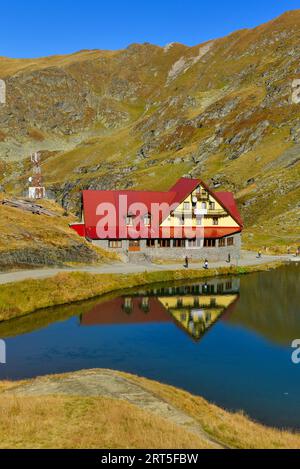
[0,395,212,449]
[118,372,300,450]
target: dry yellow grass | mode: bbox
[0,196,118,264]
[119,372,300,449]
[0,370,299,449]
[0,395,211,449]
[0,198,78,251]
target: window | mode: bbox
[126,216,133,226]
[219,238,226,247]
[174,239,185,248]
[140,297,150,312]
[143,215,151,226]
[187,238,202,248]
[210,298,216,307]
[227,237,234,246]
[146,239,156,248]
[184,202,190,211]
[109,240,122,248]
[203,284,215,294]
[123,298,133,313]
[158,239,171,248]
[213,217,219,226]
[177,215,184,225]
[204,238,216,248]
[226,281,232,290]
[195,186,201,194]
[201,202,207,210]
[196,217,202,226]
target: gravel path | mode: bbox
[0,251,295,286]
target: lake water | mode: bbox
[0,264,299,430]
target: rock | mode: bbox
[290,122,300,143]
[247,178,255,185]
[0,241,99,269]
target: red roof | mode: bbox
[215,192,243,227]
[70,178,243,240]
[169,178,200,205]
[82,189,176,229]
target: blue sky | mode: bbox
[1,1,299,58]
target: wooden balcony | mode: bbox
[195,192,209,201]
[206,208,227,216]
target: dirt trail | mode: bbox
[5,369,224,449]
[0,251,294,285]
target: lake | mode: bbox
[0,264,299,430]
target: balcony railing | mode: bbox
[206,209,227,216]
[194,192,209,201]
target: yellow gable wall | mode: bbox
[160,183,239,228]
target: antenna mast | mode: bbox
[28,152,46,199]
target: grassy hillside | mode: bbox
[0,195,115,268]
[0,11,300,249]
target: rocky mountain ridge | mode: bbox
[0,10,300,249]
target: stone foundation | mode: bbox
[93,233,242,263]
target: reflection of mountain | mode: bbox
[81,278,240,342]
[227,265,300,346]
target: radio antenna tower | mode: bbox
[28,152,46,199]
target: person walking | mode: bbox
[203,259,208,269]
[184,256,189,269]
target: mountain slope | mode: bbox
[0,196,115,268]
[0,10,300,250]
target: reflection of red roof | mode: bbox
[81,297,171,326]
[81,294,240,341]
[70,177,243,240]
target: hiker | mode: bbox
[184,256,189,269]
[257,250,262,259]
[227,253,231,264]
[203,259,208,269]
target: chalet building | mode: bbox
[70,177,243,261]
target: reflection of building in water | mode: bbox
[158,293,238,341]
[80,278,240,342]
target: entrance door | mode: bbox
[129,240,141,252]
